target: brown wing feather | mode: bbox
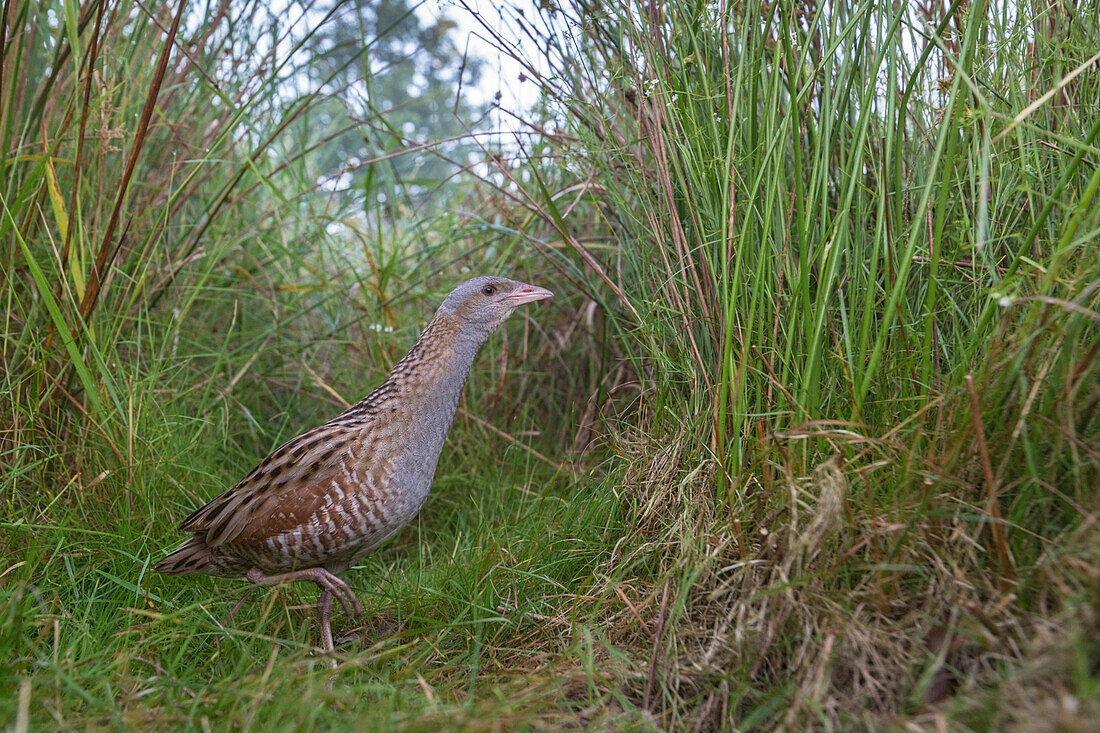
[219,451,393,571]
[181,422,362,546]
[227,478,337,545]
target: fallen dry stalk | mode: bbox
[965,373,1016,591]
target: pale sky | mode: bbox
[416,0,548,133]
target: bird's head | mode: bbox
[437,276,554,339]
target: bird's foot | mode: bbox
[245,566,362,624]
[317,570,363,624]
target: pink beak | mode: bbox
[506,282,554,305]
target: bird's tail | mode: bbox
[155,536,218,575]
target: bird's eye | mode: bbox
[482,285,496,296]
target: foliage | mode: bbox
[473,0,1100,726]
[2,0,1098,730]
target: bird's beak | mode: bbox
[506,283,554,305]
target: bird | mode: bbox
[155,276,553,656]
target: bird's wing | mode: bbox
[180,422,372,546]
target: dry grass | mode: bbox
[554,418,1098,730]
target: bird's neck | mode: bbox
[333,310,488,431]
[388,311,485,409]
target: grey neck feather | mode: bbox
[392,312,494,434]
[329,310,498,434]
[381,313,497,493]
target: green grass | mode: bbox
[3,0,1100,730]
[4,438,625,728]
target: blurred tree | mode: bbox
[301,0,487,209]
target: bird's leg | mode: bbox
[319,572,364,624]
[317,589,337,669]
[317,590,334,652]
[246,570,338,667]
[243,567,359,620]
[244,567,363,623]
[223,587,256,623]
